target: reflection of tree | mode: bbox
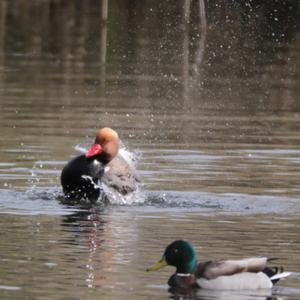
[0,1,298,60]
[182,0,191,99]
[182,0,208,100]
[193,0,207,78]
[100,0,108,91]
[0,0,6,52]
[0,1,6,107]
[0,0,298,128]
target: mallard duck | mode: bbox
[147,240,291,291]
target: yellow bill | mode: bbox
[146,257,168,272]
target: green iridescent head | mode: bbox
[147,240,197,274]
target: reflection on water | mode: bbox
[0,208,299,300]
[171,289,274,300]
[0,1,299,300]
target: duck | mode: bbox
[147,240,291,291]
[61,127,139,202]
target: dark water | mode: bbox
[0,1,299,299]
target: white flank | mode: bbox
[197,272,273,290]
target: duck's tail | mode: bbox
[270,271,292,282]
[263,266,291,284]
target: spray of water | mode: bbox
[75,141,145,205]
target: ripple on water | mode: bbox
[0,187,299,216]
[0,188,80,216]
[0,285,21,291]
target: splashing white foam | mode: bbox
[100,182,145,205]
[118,147,141,169]
[81,175,101,190]
[81,172,144,205]
[75,141,143,205]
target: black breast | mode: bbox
[61,154,105,201]
[168,274,198,292]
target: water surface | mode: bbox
[0,1,299,299]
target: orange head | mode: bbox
[86,127,119,162]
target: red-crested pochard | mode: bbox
[61,127,139,202]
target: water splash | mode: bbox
[2,140,299,214]
[118,146,141,169]
[28,162,41,190]
[81,175,101,191]
[100,182,146,205]
[74,141,143,205]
